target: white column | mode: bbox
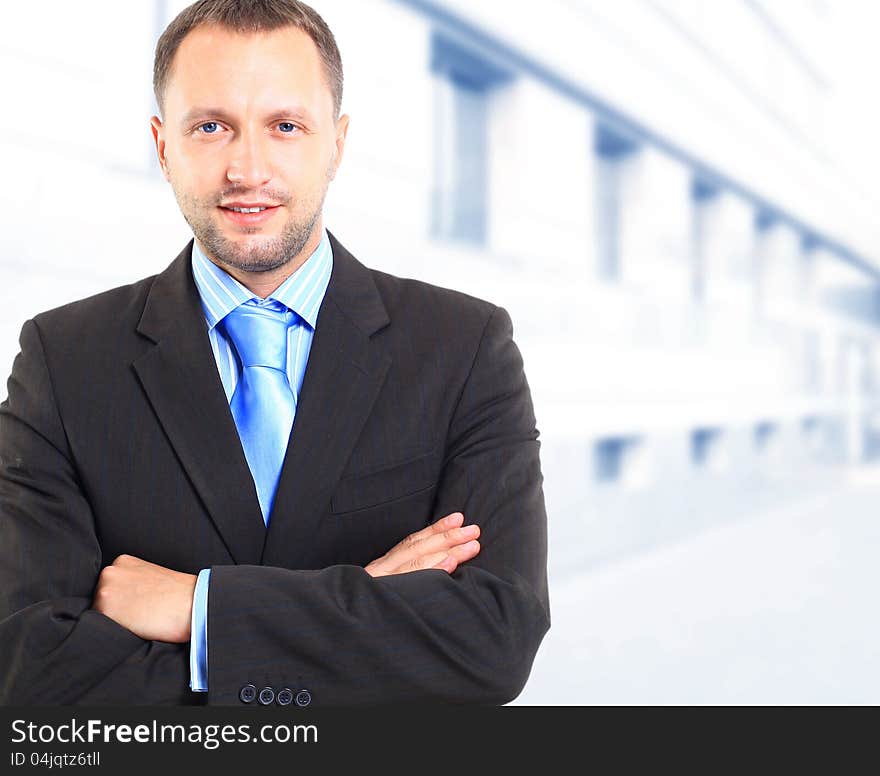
[487,76,592,275]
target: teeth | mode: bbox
[229,206,267,213]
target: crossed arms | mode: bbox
[92,511,481,644]
[0,306,550,705]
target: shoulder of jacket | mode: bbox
[31,274,157,336]
[368,267,498,326]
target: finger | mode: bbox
[365,513,467,575]
[367,538,481,577]
[368,550,450,578]
[447,539,481,565]
[419,522,480,555]
[434,554,459,574]
[380,523,480,572]
[402,512,464,547]
[413,540,480,576]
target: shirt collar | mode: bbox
[190,229,333,331]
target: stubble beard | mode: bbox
[171,174,330,274]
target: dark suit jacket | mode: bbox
[0,231,550,705]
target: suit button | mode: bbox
[258,687,275,705]
[239,684,257,704]
[277,688,293,706]
[295,689,311,707]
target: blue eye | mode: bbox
[278,122,297,133]
[199,122,220,134]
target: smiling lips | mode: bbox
[219,202,281,226]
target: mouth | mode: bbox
[218,204,282,227]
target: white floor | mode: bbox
[514,476,880,705]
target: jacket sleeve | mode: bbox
[0,319,196,705]
[205,305,551,705]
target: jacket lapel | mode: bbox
[132,242,266,565]
[261,232,391,568]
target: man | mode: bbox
[0,0,549,706]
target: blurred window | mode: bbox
[801,415,825,455]
[594,435,648,486]
[754,421,781,459]
[691,427,726,472]
[430,34,511,246]
[594,124,639,282]
[752,209,777,317]
[690,178,719,301]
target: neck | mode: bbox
[200,219,324,299]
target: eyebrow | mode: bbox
[180,106,316,128]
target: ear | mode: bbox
[150,115,171,181]
[329,113,350,180]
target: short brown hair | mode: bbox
[153,0,343,120]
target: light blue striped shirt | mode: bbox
[188,229,333,693]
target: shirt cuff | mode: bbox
[189,568,211,693]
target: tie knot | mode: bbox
[222,301,293,370]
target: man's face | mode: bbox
[151,25,348,274]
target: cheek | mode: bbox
[276,143,331,179]
[177,173,223,207]
[300,158,336,193]
[173,148,227,184]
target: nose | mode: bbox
[226,129,272,187]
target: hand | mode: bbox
[91,554,197,643]
[365,512,480,577]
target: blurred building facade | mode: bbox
[1,0,878,582]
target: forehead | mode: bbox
[165,24,332,119]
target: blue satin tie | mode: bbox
[221,300,296,524]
